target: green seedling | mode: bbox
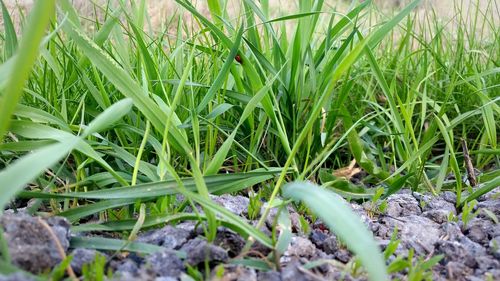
[461,200,480,229]
[81,254,107,281]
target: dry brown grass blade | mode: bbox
[333,159,362,180]
[461,139,477,187]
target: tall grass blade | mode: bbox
[283,182,388,281]
[0,0,56,143]
[0,0,18,58]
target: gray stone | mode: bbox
[309,230,338,255]
[175,221,206,236]
[385,194,421,217]
[478,187,500,201]
[352,203,375,227]
[249,221,273,256]
[435,232,486,269]
[112,270,153,281]
[211,265,257,281]
[427,195,455,213]
[445,261,473,281]
[69,248,107,275]
[334,248,352,263]
[257,271,282,281]
[211,194,249,216]
[154,277,177,281]
[0,213,70,273]
[477,198,500,217]
[475,255,500,274]
[440,222,464,241]
[281,260,321,281]
[181,237,228,265]
[489,236,500,258]
[214,228,245,258]
[463,218,494,245]
[423,209,453,224]
[436,240,478,268]
[379,215,440,255]
[465,276,484,281]
[416,193,456,224]
[441,191,457,204]
[112,259,140,275]
[145,250,184,278]
[282,236,317,259]
[262,206,301,232]
[0,273,36,281]
[137,225,191,250]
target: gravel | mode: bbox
[2,188,499,280]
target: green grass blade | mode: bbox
[58,198,139,222]
[0,0,56,143]
[196,26,243,113]
[0,0,18,58]
[283,182,388,281]
[62,21,191,155]
[18,170,280,200]
[0,139,79,212]
[82,98,133,137]
[459,177,500,207]
[70,236,175,256]
[183,191,273,248]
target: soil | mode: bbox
[1,187,499,280]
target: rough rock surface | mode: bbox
[144,250,185,278]
[210,194,249,216]
[70,248,108,275]
[0,213,70,273]
[211,264,257,281]
[385,193,422,217]
[214,228,246,257]
[2,188,500,280]
[180,237,229,265]
[137,225,191,250]
[379,215,441,255]
[0,273,36,281]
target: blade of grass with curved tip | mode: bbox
[0,97,135,212]
[283,181,388,281]
[0,0,56,143]
[81,98,133,137]
[9,120,129,186]
[0,139,79,212]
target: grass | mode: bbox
[0,0,498,280]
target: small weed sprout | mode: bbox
[81,254,107,281]
[367,187,387,217]
[248,190,263,220]
[461,200,480,229]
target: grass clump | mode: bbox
[0,0,498,280]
